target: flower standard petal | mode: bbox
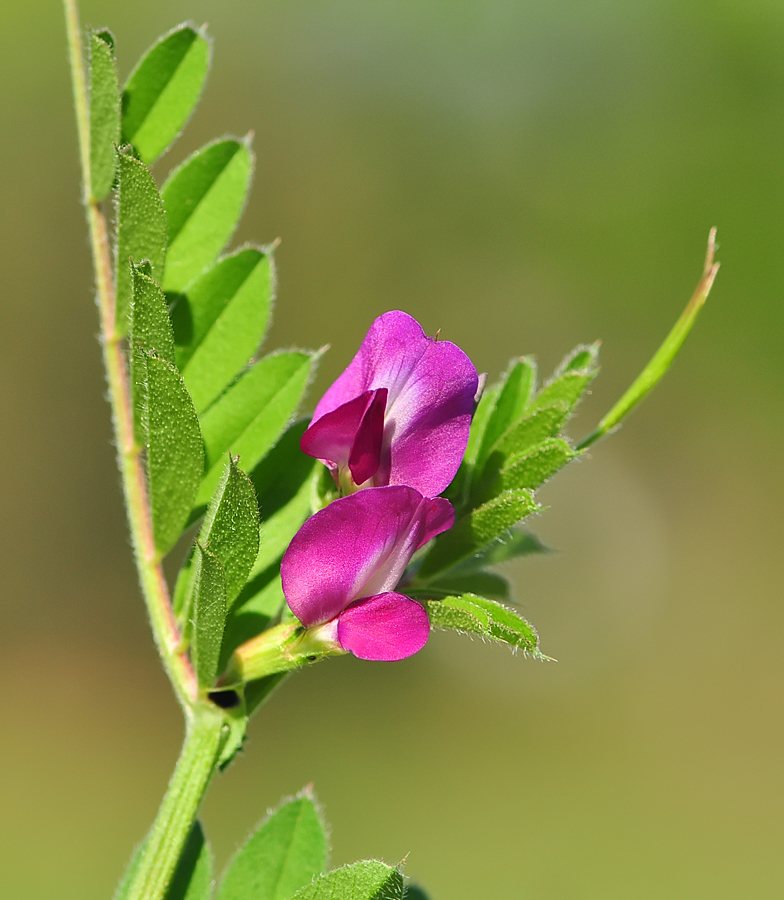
[382,338,478,496]
[311,311,430,420]
[337,592,430,661]
[280,486,453,628]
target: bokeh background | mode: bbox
[2,1,783,897]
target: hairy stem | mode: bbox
[63,0,197,710]
[125,712,227,900]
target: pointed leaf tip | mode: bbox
[115,152,167,336]
[217,794,328,900]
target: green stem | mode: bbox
[64,6,228,896]
[125,712,227,900]
[62,0,197,710]
[577,229,719,451]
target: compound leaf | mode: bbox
[217,793,328,900]
[122,24,211,164]
[115,151,167,335]
[89,30,120,201]
[172,246,274,413]
[291,862,403,900]
[162,138,253,293]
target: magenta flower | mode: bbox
[301,310,478,497]
[280,485,454,661]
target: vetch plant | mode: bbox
[61,3,719,899]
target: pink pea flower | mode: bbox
[280,485,454,661]
[301,310,478,497]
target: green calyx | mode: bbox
[221,621,347,687]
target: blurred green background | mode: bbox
[1,0,783,897]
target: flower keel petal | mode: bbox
[337,592,430,661]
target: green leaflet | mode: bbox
[130,265,175,363]
[478,438,578,501]
[222,570,286,669]
[173,451,260,621]
[172,246,274,413]
[244,673,289,718]
[162,138,254,293]
[197,351,315,507]
[215,703,249,772]
[88,31,120,201]
[249,419,319,578]
[528,343,599,414]
[167,822,213,900]
[129,264,175,445]
[445,380,500,506]
[113,842,143,900]
[418,489,540,580]
[113,823,211,900]
[425,594,540,654]
[179,456,259,621]
[146,355,205,556]
[290,862,403,900]
[458,528,548,568]
[217,793,328,900]
[115,152,167,336]
[412,569,511,602]
[404,887,431,900]
[122,24,211,164]
[191,543,228,688]
[463,381,500,470]
[492,404,570,461]
[475,357,536,473]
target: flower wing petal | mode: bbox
[311,311,431,422]
[281,485,435,626]
[348,387,387,486]
[300,389,375,471]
